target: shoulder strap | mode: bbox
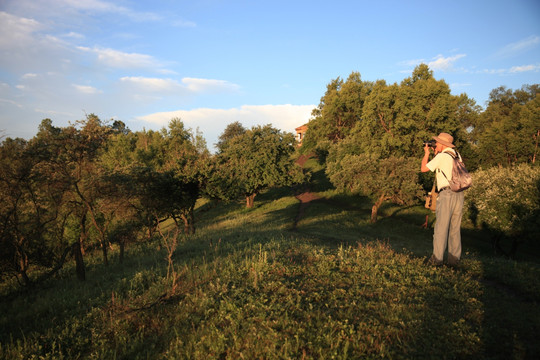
[439,150,457,179]
[442,150,457,159]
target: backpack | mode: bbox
[440,151,472,192]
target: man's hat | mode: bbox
[432,132,455,148]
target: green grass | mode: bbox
[1,174,540,359]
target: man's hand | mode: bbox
[421,145,431,172]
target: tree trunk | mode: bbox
[15,246,31,286]
[181,211,195,235]
[19,269,30,287]
[101,242,109,266]
[370,205,379,224]
[73,241,86,281]
[119,238,125,264]
[79,212,87,255]
[246,193,256,208]
[370,193,387,223]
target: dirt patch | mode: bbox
[295,154,311,167]
[293,191,320,230]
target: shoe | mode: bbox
[423,255,443,267]
[447,254,460,268]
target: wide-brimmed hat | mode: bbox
[432,132,455,148]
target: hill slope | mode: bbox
[1,176,539,359]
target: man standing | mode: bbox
[421,132,464,267]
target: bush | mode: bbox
[465,164,540,255]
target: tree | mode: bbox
[472,85,540,167]
[131,167,199,234]
[0,137,40,285]
[216,121,246,153]
[326,141,423,222]
[302,72,372,157]
[0,134,75,285]
[161,118,207,233]
[326,64,469,222]
[32,115,115,266]
[360,64,467,158]
[218,125,303,208]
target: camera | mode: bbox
[423,139,436,148]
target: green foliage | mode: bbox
[359,64,470,158]
[324,64,462,222]
[466,164,540,243]
[215,121,246,153]
[472,85,539,167]
[215,124,303,207]
[302,72,372,154]
[326,149,423,222]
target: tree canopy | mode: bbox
[471,85,539,167]
[215,124,303,208]
[324,64,480,221]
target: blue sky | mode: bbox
[1,0,539,150]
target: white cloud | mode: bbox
[0,12,76,76]
[0,98,23,108]
[0,11,43,50]
[119,76,241,95]
[398,58,425,67]
[77,46,160,68]
[63,31,85,39]
[120,76,184,92]
[476,64,540,75]
[478,68,507,75]
[427,54,466,71]
[182,78,241,93]
[136,104,315,150]
[62,0,125,12]
[496,35,540,58]
[61,0,162,22]
[73,84,102,94]
[399,54,465,73]
[509,64,540,73]
[21,73,38,79]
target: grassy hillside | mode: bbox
[1,159,539,359]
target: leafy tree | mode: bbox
[32,115,114,266]
[302,72,372,157]
[218,124,303,208]
[360,64,468,158]
[0,134,74,285]
[326,64,470,221]
[473,85,539,167]
[131,167,199,234]
[327,140,423,222]
[102,118,207,236]
[161,118,208,233]
[0,138,40,285]
[216,121,246,153]
[110,120,130,135]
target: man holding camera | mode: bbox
[421,132,464,267]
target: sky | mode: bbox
[1,0,539,151]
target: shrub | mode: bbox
[465,164,540,256]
